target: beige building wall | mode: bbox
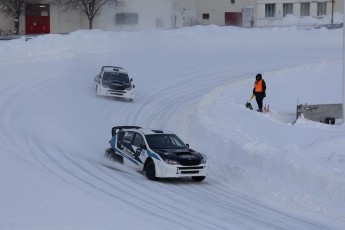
[0,14,14,35]
[49,0,196,32]
[0,0,344,35]
[93,0,174,31]
[255,0,343,27]
[50,5,86,34]
[195,0,254,26]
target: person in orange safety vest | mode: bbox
[253,73,266,112]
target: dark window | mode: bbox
[102,71,129,82]
[317,2,326,16]
[283,3,293,17]
[300,3,310,16]
[116,13,138,25]
[231,0,235,4]
[145,134,186,149]
[202,13,209,20]
[265,4,275,18]
[133,133,145,148]
[123,131,134,143]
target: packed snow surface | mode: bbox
[0,24,344,230]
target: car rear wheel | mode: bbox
[105,148,115,158]
[105,148,123,163]
[145,161,157,181]
[192,176,206,182]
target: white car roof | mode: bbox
[102,66,128,74]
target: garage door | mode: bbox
[225,12,242,26]
[25,4,50,35]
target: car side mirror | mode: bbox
[133,85,135,89]
[130,78,133,82]
[186,143,189,148]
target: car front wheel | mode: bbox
[95,85,99,95]
[145,161,157,181]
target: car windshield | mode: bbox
[145,134,187,149]
[103,71,129,82]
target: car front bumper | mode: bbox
[97,85,135,99]
[154,161,207,178]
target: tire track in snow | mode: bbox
[26,136,223,229]
[0,73,57,166]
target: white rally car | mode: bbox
[94,66,135,101]
[105,126,208,182]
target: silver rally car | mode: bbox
[94,66,135,101]
[105,126,208,182]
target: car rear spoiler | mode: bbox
[111,126,141,136]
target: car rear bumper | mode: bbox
[155,161,207,178]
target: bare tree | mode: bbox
[0,0,41,35]
[50,0,125,29]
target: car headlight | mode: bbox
[163,159,179,165]
[125,87,132,91]
[200,156,207,164]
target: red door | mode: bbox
[225,12,242,27]
[25,4,50,35]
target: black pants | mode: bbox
[255,94,264,111]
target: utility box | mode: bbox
[296,103,343,124]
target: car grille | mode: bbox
[178,166,204,174]
[108,90,126,95]
[178,159,201,166]
[109,85,126,90]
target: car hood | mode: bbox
[152,148,204,161]
[102,80,132,90]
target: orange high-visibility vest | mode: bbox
[254,80,263,93]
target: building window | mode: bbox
[283,3,293,17]
[116,13,138,25]
[300,3,310,16]
[317,2,326,16]
[26,4,50,16]
[265,4,275,18]
[231,0,235,4]
[202,13,209,20]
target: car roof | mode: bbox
[102,66,127,73]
